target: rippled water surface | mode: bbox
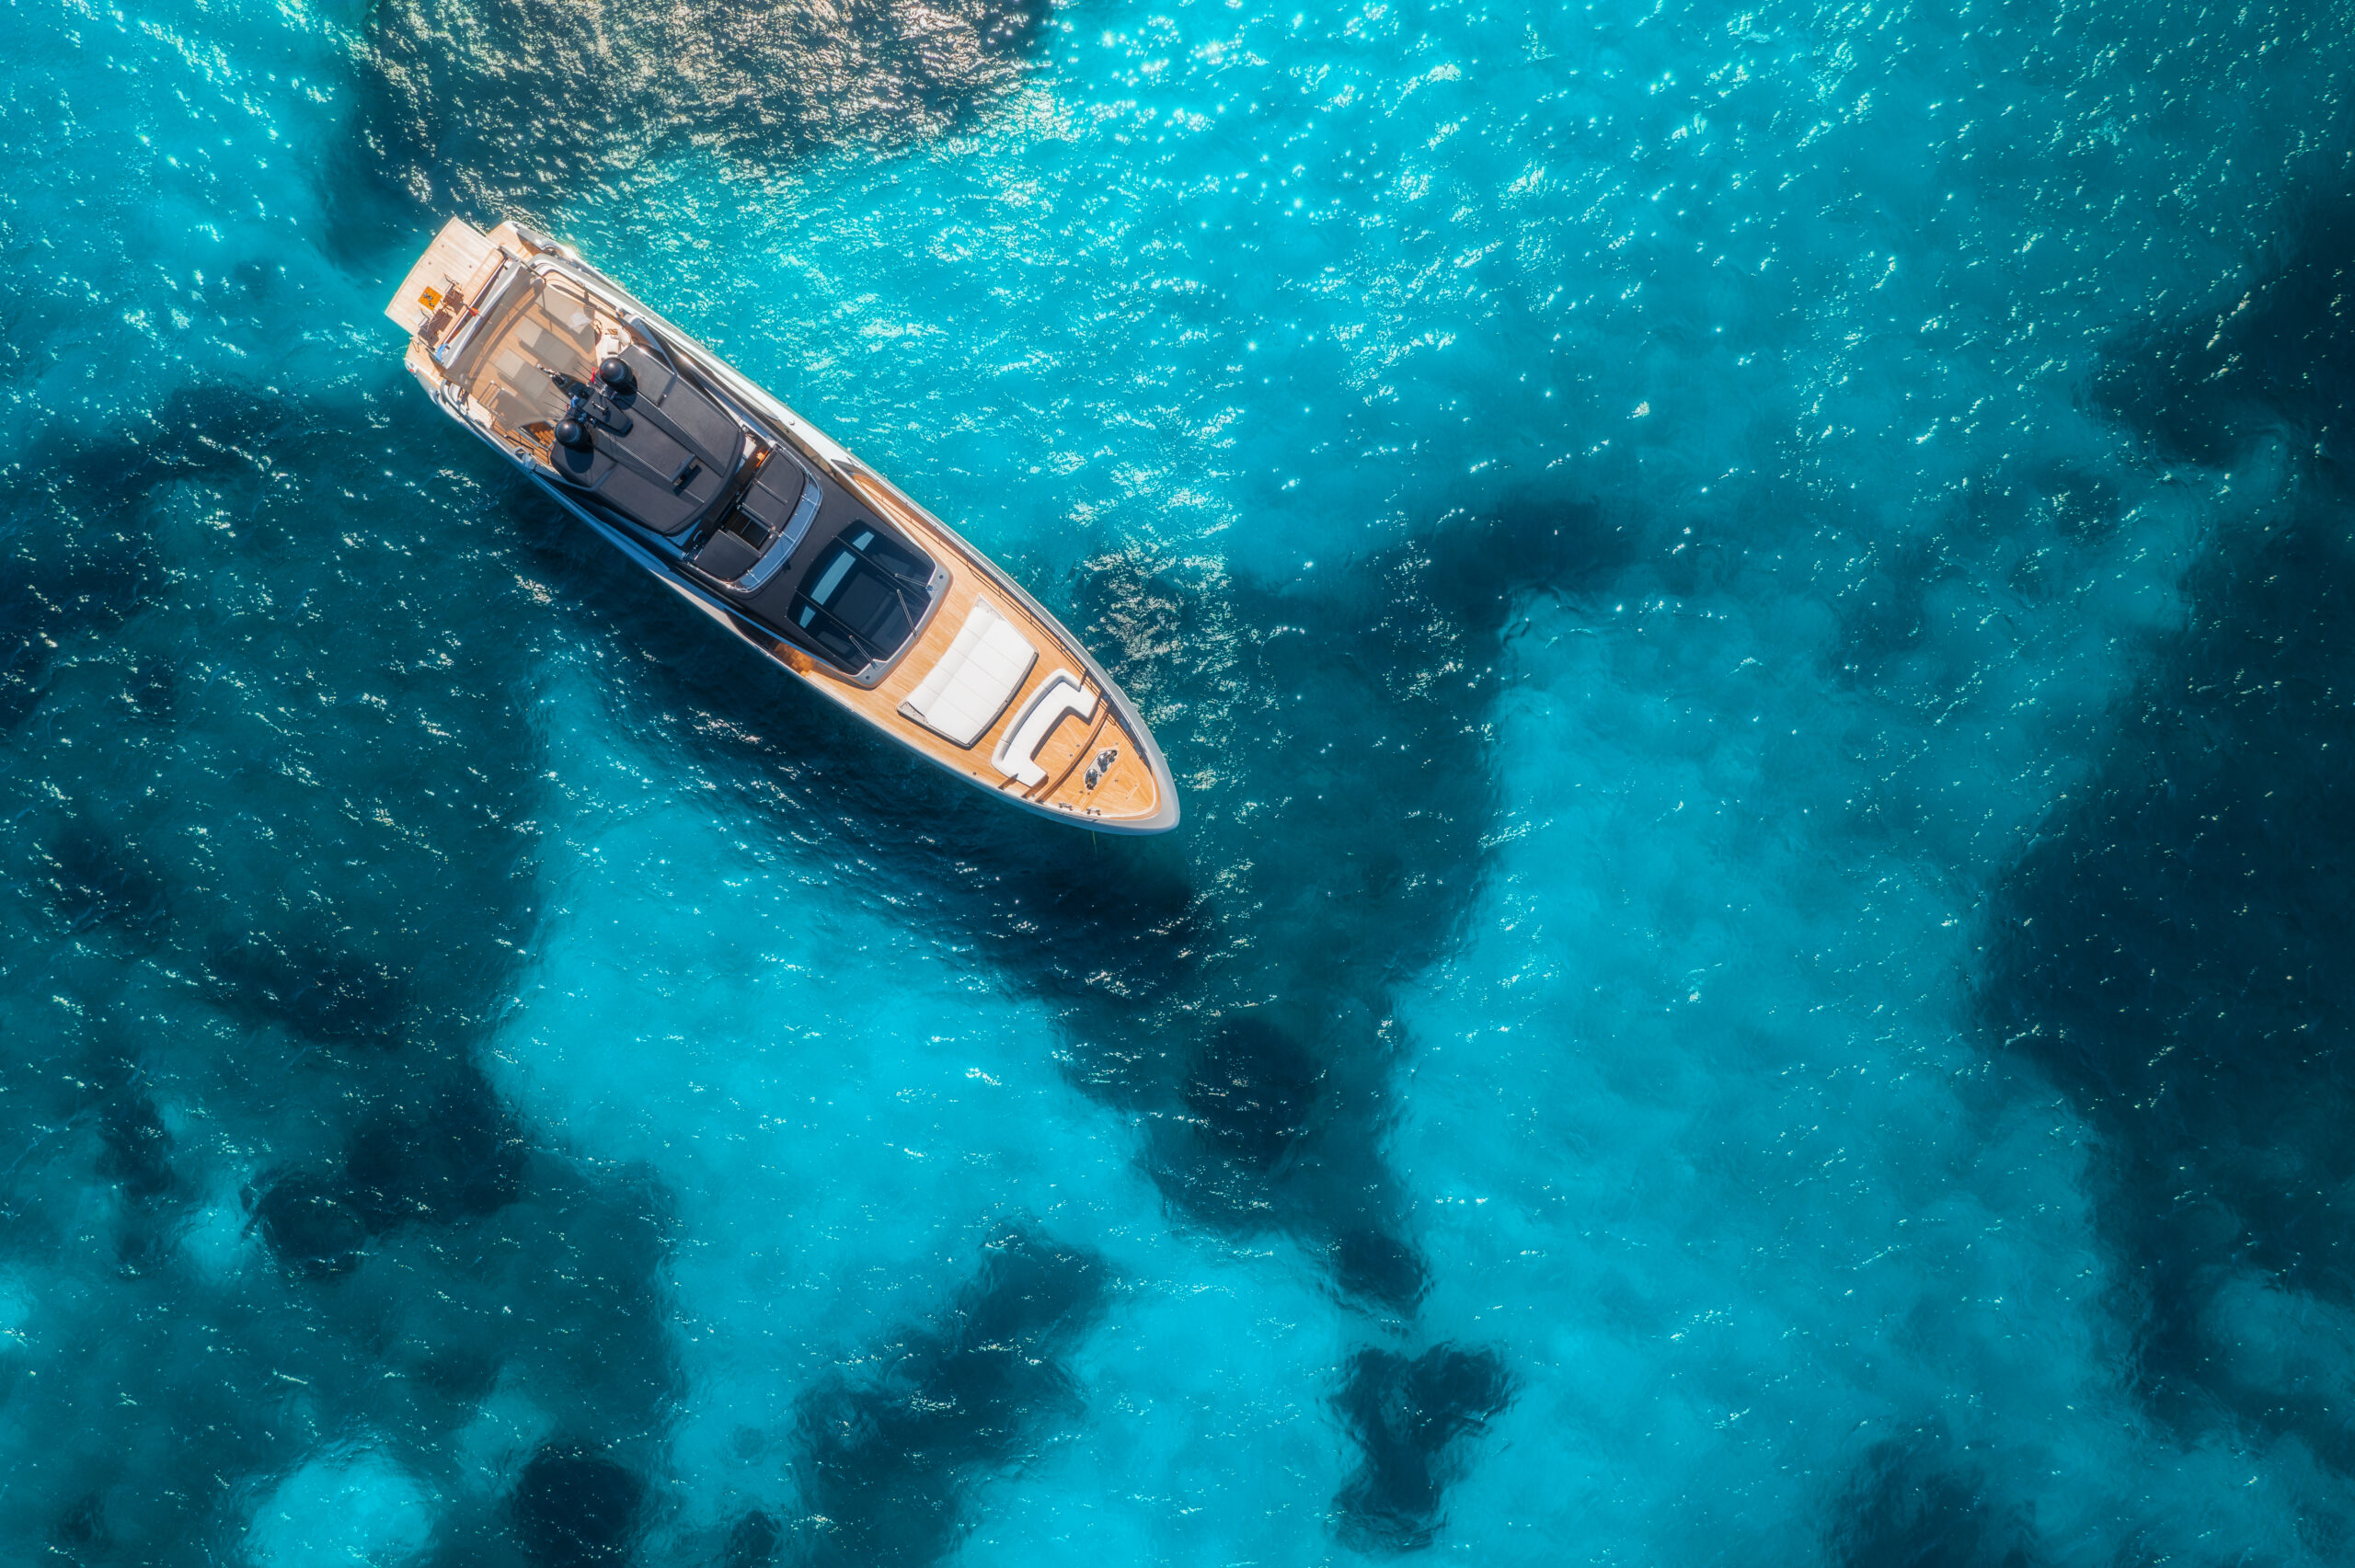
[6,0,2355,1559]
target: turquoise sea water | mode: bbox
[6,0,2355,1558]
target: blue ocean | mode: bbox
[6,0,2355,1557]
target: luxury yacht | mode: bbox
[385,219,1178,833]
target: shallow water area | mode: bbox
[6,0,2355,1559]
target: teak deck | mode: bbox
[840,472,1163,821]
[387,218,1176,833]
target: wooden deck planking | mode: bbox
[1030,690,1114,801]
[385,218,496,332]
[786,492,1162,824]
[836,475,1166,826]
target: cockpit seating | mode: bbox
[989,670,1097,786]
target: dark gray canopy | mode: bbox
[548,344,744,536]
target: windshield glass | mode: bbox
[787,524,935,667]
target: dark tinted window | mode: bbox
[820,553,917,653]
[844,525,930,583]
[794,601,863,663]
[805,544,858,608]
[786,524,934,668]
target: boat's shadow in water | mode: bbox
[536,472,1624,1551]
[0,366,1595,1555]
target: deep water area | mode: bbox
[4,0,2355,1556]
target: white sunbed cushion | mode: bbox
[989,670,1097,788]
[897,600,1039,748]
